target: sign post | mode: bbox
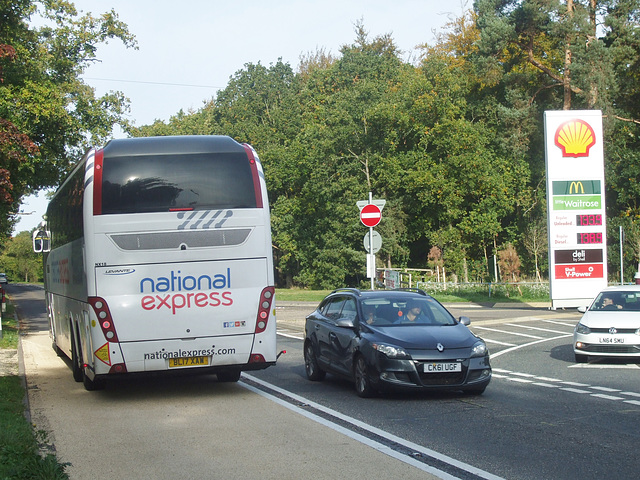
[544,110,607,309]
[357,193,385,290]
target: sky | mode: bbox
[13,0,466,234]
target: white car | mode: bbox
[573,285,640,363]
[0,273,7,284]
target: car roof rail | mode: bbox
[391,288,428,296]
[330,287,362,296]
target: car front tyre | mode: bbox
[354,355,376,398]
[304,342,326,381]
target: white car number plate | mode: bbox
[599,337,625,344]
[424,362,461,373]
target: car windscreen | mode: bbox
[361,296,456,326]
[591,291,640,311]
[101,152,257,214]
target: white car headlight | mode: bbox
[575,323,591,335]
[470,341,488,358]
[372,343,409,359]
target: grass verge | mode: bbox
[0,303,69,479]
[276,284,551,304]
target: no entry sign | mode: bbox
[360,203,382,227]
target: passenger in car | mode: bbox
[363,305,376,324]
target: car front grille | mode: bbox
[583,344,640,354]
[416,362,468,386]
[418,371,466,386]
[589,328,638,334]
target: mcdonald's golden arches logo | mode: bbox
[554,119,596,158]
[569,181,584,194]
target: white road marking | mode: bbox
[277,331,304,340]
[591,393,625,401]
[490,333,573,359]
[494,370,640,406]
[560,387,591,394]
[505,323,571,335]
[482,338,516,346]
[569,363,640,369]
[542,320,577,327]
[590,386,621,392]
[475,326,543,339]
[242,374,505,480]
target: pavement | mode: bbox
[0,348,19,376]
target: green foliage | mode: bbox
[8,4,640,287]
[131,7,640,287]
[0,0,137,242]
[421,281,550,303]
[0,374,69,479]
[0,230,43,282]
[0,304,17,349]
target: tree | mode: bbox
[0,230,42,282]
[118,7,640,288]
[521,216,548,282]
[498,243,522,282]
[473,0,613,109]
[0,0,136,242]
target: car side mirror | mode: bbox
[459,316,471,326]
[336,318,355,329]
[577,306,588,313]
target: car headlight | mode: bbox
[575,323,591,335]
[470,341,488,358]
[372,343,410,359]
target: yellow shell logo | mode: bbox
[554,119,596,158]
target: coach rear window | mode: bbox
[101,152,258,214]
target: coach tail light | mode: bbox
[89,297,120,342]
[254,287,275,334]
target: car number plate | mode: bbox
[598,337,625,344]
[168,356,209,368]
[424,362,461,373]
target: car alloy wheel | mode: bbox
[304,342,326,381]
[354,355,375,397]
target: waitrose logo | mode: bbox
[553,196,601,210]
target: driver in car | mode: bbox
[601,295,622,310]
[396,301,425,323]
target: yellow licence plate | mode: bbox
[168,356,209,368]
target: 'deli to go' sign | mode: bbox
[544,111,607,309]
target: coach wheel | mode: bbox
[83,369,105,391]
[217,370,241,382]
[71,330,83,383]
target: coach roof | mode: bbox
[102,135,246,157]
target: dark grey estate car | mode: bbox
[303,288,492,397]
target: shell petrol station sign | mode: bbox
[544,110,607,309]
